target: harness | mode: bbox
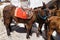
[38,10,47,20]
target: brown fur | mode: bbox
[47,16,60,40]
[56,10,60,17]
[33,8,49,39]
[3,4,49,39]
[3,5,36,39]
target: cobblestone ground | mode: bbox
[0,17,45,40]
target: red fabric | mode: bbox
[15,8,27,19]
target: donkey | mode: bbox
[3,5,36,39]
[3,3,50,39]
[47,16,60,40]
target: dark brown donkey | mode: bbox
[3,5,36,39]
[33,7,49,39]
[32,2,50,39]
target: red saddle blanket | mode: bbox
[15,8,27,19]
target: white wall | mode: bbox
[1,0,11,1]
[42,0,51,4]
[1,0,51,8]
[29,0,51,9]
[10,0,21,7]
[1,0,5,1]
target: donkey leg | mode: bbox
[29,27,32,36]
[26,28,30,39]
[26,24,32,39]
[44,23,48,39]
[36,24,42,37]
[24,24,27,30]
[6,25,11,36]
[39,24,42,34]
[4,22,11,36]
[4,18,12,36]
[47,28,54,40]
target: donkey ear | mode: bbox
[42,2,47,9]
[42,2,46,6]
[42,2,48,7]
[42,1,49,9]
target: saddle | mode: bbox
[15,7,33,19]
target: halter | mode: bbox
[38,9,47,20]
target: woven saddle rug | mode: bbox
[15,8,33,19]
[15,8,28,19]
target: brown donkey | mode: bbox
[47,16,60,40]
[3,4,49,39]
[3,5,36,39]
[33,7,49,39]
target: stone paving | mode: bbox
[0,17,45,40]
[0,16,60,40]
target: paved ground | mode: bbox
[0,17,45,40]
[0,16,60,40]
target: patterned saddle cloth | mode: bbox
[15,8,31,19]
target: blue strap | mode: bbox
[38,11,47,20]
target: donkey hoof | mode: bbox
[7,33,11,36]
[36,34,39,37]
[26,36,30,39]
[29,33,32,36]
[10,30,13,32]
[30,34,32,36]
[36,32,40,37]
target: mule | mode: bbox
[33,7,49,40]
[32,3,51,39]
[3,5,36,39]
[47,16,60,40]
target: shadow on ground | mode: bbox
[11,25,26,33]
[11,24,60,40]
